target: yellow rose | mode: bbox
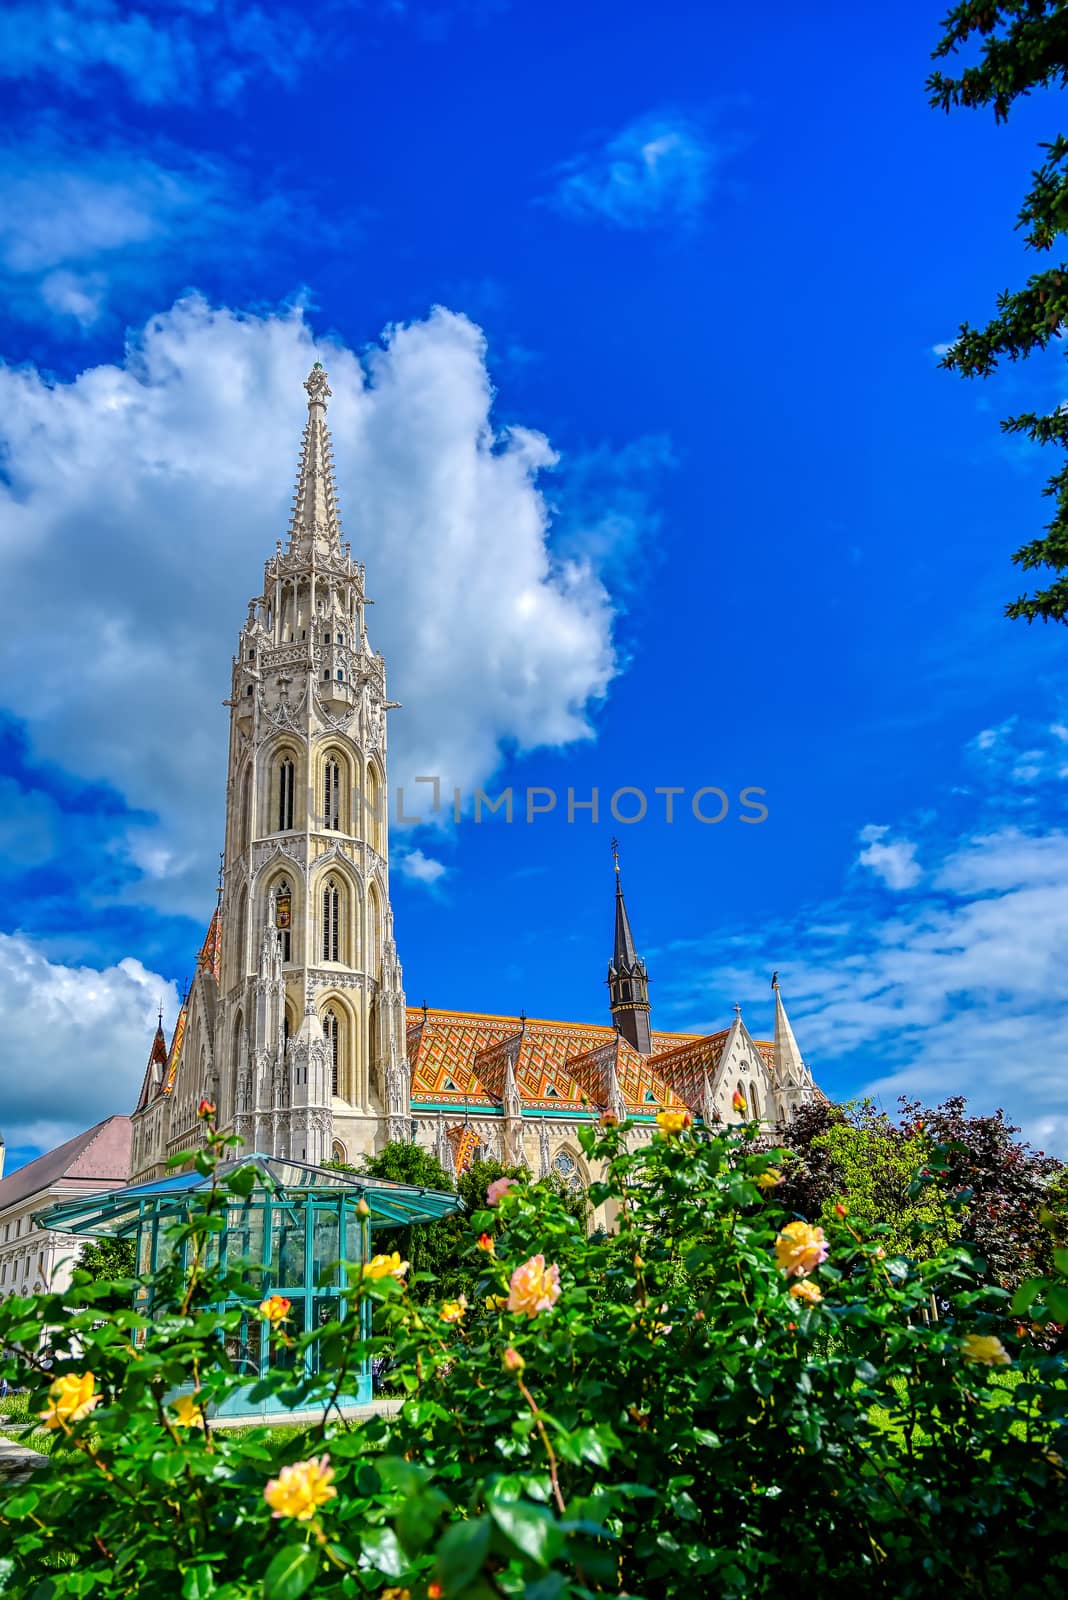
[507,1254,562,1318]
[440,1297,467,1323]
[655,1109,692,1138]
[170,1393,206,1430]
[258,1294,292,1325]
[756,1168,783,1190]
[485,1294,508,1311]
[773,1221,829,1278]
[789,1280,823,1305]
[960,1333,1011,1367]
[40,1372,99,1430]
[264,1454,337,1520]
[363,1252,409,1281]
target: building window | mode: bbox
[246,685,253,696]
[277,758,295,832]
[323,759,340,831]
[324,632,331,644]
[324,1007,340,1095]
[336,670,343,682]
[274,879,292,963]
[322,878,340,962]
[337,631,345,647]
[552,1150,583,1192]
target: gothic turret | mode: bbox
[606,843,652,1055]
[771,973,817,1121]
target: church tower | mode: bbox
[215,362,408,1165]
[606,843,652,1055]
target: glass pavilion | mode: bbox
[35,1154,460,1416]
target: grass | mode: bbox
[0,1393,36,1425]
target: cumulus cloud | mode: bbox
[659,719,1068,1155]
[0,295,644,917]
[857,824,922,890]
[549,112,728,229]
[0,931,179,1153]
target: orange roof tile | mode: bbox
[407,1008,698,1115]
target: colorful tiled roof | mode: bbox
[197,906,222,983]
[162,1005,187,1095]
[407,1008,701,1115]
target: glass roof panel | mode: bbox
[33,1153,461,1237]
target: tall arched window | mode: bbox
[277,758,295,832]
[748,1079,761,1118]
[237,765,252,848]
[323,1008,341,1095]
[366,884,380,979]
[273,879,292,963]
[322,878,340,962]
[365,765,381,853]
[234,885,248,982]
[323,759,340,831]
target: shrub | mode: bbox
[1,1112,1066,1597]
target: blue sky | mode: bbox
[2,0,1068,1169]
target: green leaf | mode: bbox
[1053,1246,1068,1276]
[1011,1277,1046,1315]
[181,1564,215,1599]
[435,1516,491,1589]
[263,1545,319,1600]
[488,1497,562,1569]
[225,1165,258,1199]
[359,1526,407,1579]
[1046,1283,1068,1323]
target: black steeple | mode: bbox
[606,840,652,1054]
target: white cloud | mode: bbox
[0,2,314,106]
[396,848,448,887]
[0,296,639,915]
[660,720,1068,1156]
[549,112,727,229]
[0,132,311,328]
[0,931,179,1153]
[857,824,922,889]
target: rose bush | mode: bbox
[1,1110,1067,1597]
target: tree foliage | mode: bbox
[327,1143,583,1304]
[780,1094,1065,1291]
[928,1,1068,620]
[777,1100,957,1260]
[75,1237,137,1282]
[2,1113,1068,1595]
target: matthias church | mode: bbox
[130,365,818,1189]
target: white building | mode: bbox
[0,1117,132,1298]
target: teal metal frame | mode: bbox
[35,1154,460,1419]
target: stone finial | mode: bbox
[304,362,332,406]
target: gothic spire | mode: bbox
[606,842,652,1055]
[134,1013,169,1112]
[611,838,639,970]
[286,362,343,561]
[772,973,808,1091]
